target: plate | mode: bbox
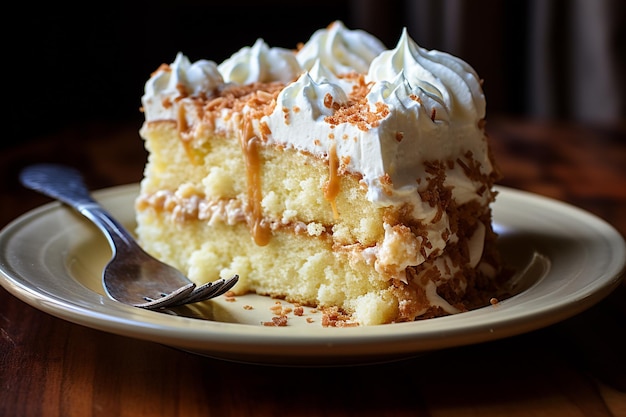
[1,185,624,366]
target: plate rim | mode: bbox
[1,184,625,365]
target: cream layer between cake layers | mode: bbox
[136,21,503,326]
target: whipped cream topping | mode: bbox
[368,28,486,122]
[270,71,349,124]
[140,21,496,285]
[296,20,386,75]
[143,52,223,121]
[307,59,357,95]
[217,38,302,85]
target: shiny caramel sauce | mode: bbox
[240,117,271,246]
[324,141,340,219]
[177,104,202,165]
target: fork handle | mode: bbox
[19,163,137,251]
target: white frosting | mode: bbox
[140,22,496,296]
[268,71,349,125]
[296,20,386,75]
[307,59,357,96]
[217,38,301,85]
[368,28,486,122]
[143,52,224,121]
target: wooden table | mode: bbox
[1,117,625,417]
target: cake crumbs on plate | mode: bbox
[321,306,359,327]
[263,315,289,327]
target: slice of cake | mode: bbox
[136,21,503,326]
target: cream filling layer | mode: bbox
[136,186,488,310]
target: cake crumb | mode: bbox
[321,306,359,327]
[263,316,289,327]
[243,305,254,310]
[269,301,294,316]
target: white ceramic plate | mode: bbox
[1,185,624,366]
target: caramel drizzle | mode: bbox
[324,141,340,219]
[177,104,201,165]
[240,116,271,246]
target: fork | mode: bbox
[19,163,238,310]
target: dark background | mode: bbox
[8,1,353,147]
[7,1,625,150]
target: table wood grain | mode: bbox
[1,117,625,417]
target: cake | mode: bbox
[136,21,503,326]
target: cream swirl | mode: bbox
[142,52,223,121]
[217,38,302,84]
[368,28,486,122]
[267,71,348,125]
[307,59,357,96]
[366,70,449,123]
[296,20,386,75]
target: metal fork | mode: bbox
[19,163,238,310]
